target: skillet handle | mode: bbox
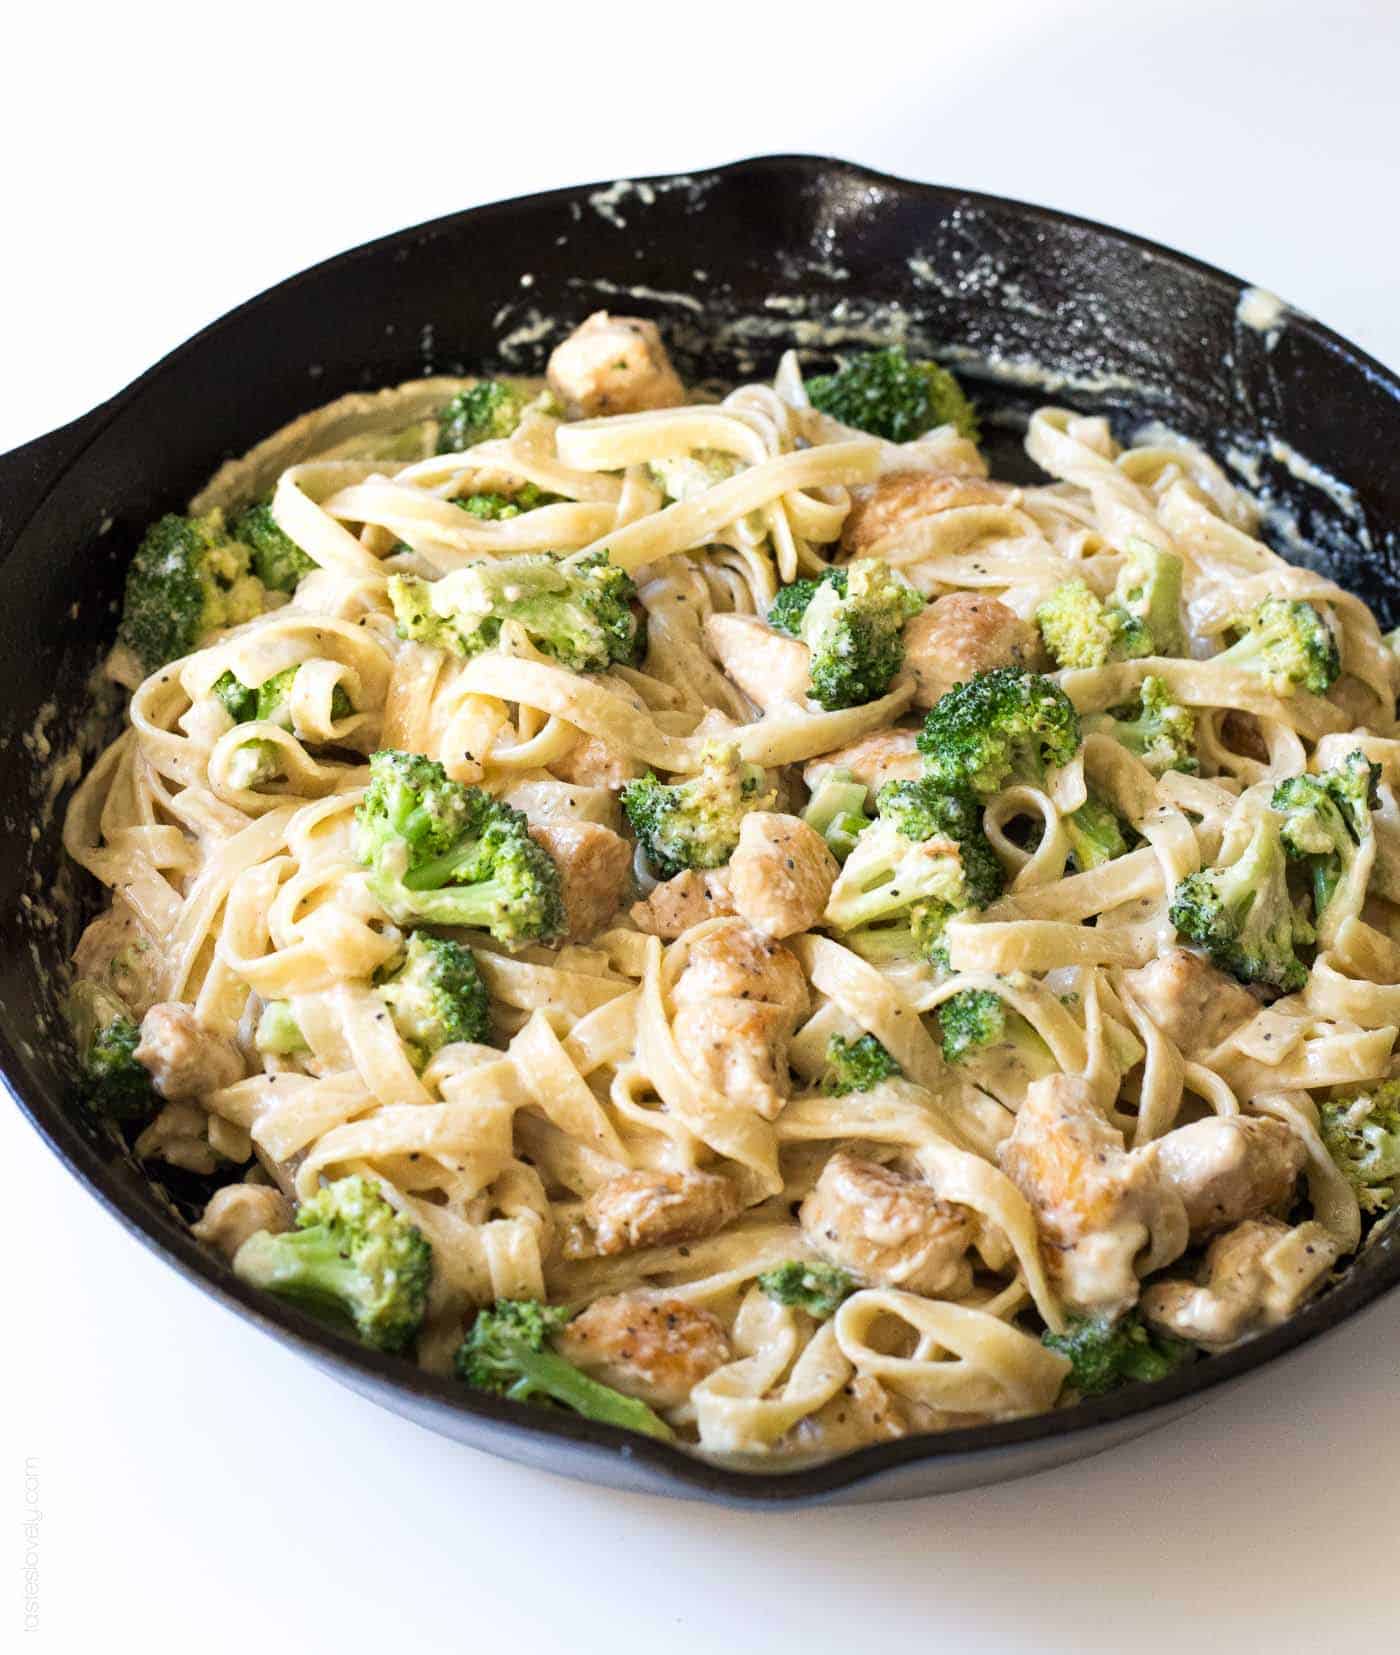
[0,406,111,553]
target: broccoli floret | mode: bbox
[377,931,490,1064]
[215,665,352,729]
[801,767,873,862]
[1114,539,1185,657]
[1212,597,1341,696]
[1063,789,1130,872]
[938,987,1056,1076]
[756,1261,857,1319]
[806,346,979,443]
[820,1031,902,1096]
[255,1000,309,1056]
[647,450,739,503]
[233,502,315,593]
[65,979,158,1122]
[1042,1311,1194,1396]
[455,1299,675,1442]
[1036,578,1149,669]
[1271,749,1380,920]
[621,741,775,877]
[118,510,266,673]
[454,482,557,520]
[768,560,923,711]
[916,668,1081,800]
[233,1175,430,1351]
[354,749,564,947]
[389,549,641,674]
[1318,1080,1400,1213]
[213,669,257,723]
[824,779,1004,964]
[1169,810,1313,992]
[436,381,528,454]
[1086,675,1198,776]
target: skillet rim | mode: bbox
[4,150,1399,1505]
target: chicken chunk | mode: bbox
[73,900,160,1019]
[546,311,686,419]
[134,1101,222,1176]
[630,868,737,938]
[1155,1115,1306,1240]
[703,613,811,710]
[583,1168,739,1256]
[135,1003,244,1102]
[191,1184,293,1261]
[783,1376,907,1458]
[556,1294,732,1411]
[527,818,632,942]
[728,812,839,939]
[673,998,797,1118]
[1122,949,1260,1059]
[997,1075,1188,1317]
[671,923,809,1023]
[901,593,1041,709]
[1141,1217,1340,1351]
[801,1152,975,1297]
[548,675,647,790]
[802,728,922,799]
[841,472,1005,560]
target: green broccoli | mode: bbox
[436,381,528,454]
[806,346,979,443]
[455,1299,675,1442]
[916,668,1081,799]
[1211,597,1341,697]
[824,778,1004,965]
[1318,1080,1400,1213]
[354,749,564,947]
[1036,578,1150,670]
[621,741,775,877]
[647,451,739,503]
[1062,789,1130,872]
[233,502,316,592]
[938,987,1056,1077]
[376,931,490,1064]
[389,549,641,674]
[1042,1311,1194,1396]
[65,979,157,1121]
[1169,810,1313,992]
[819,1031,902,1095]
[255,1000,309,1056]
[1271,749,1380,921]
[767,559,924,711]
[1114,538,1185,657]
[214,664,353,729]
[756,1261,857,1319]
[454,482,557,520]
[118,510,266,673]
[233,1175,431,1352]
[1085,675,1198,777]
[801,766,873,861]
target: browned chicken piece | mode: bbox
[1121,949,1259,1058]
[135,1004,245,1102]
[546,312,686,419]
[802,728,922,798]
[728,812,839,939]
[134,1101,222,1176]
[800,1152,976,1297]
[841,472,1005,560]
[997,1075,1188,1317]
[630,868,737,938]
[703,613,811,710]
[583,1168,740,1256]
[901,593,1042,709]
[672,998,797,1119]
[555,1293,732,1410]
[671,923,809,1024]
[1141,1217,1341,1350]
[783,1376,907,1457]
[1155,1116,1306,1240]
[73,900,160,1019]
[192,1184,293,1261]
[527,818,632,942]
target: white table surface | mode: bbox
[5,3,1399,1649]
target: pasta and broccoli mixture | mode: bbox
[62,312,1400,1462]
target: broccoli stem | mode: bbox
[506,1346,675,1441]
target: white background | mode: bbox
[5,3,1399,1650]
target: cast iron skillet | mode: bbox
[3,155,1399,1506]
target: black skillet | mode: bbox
[3,155,1398,1505]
